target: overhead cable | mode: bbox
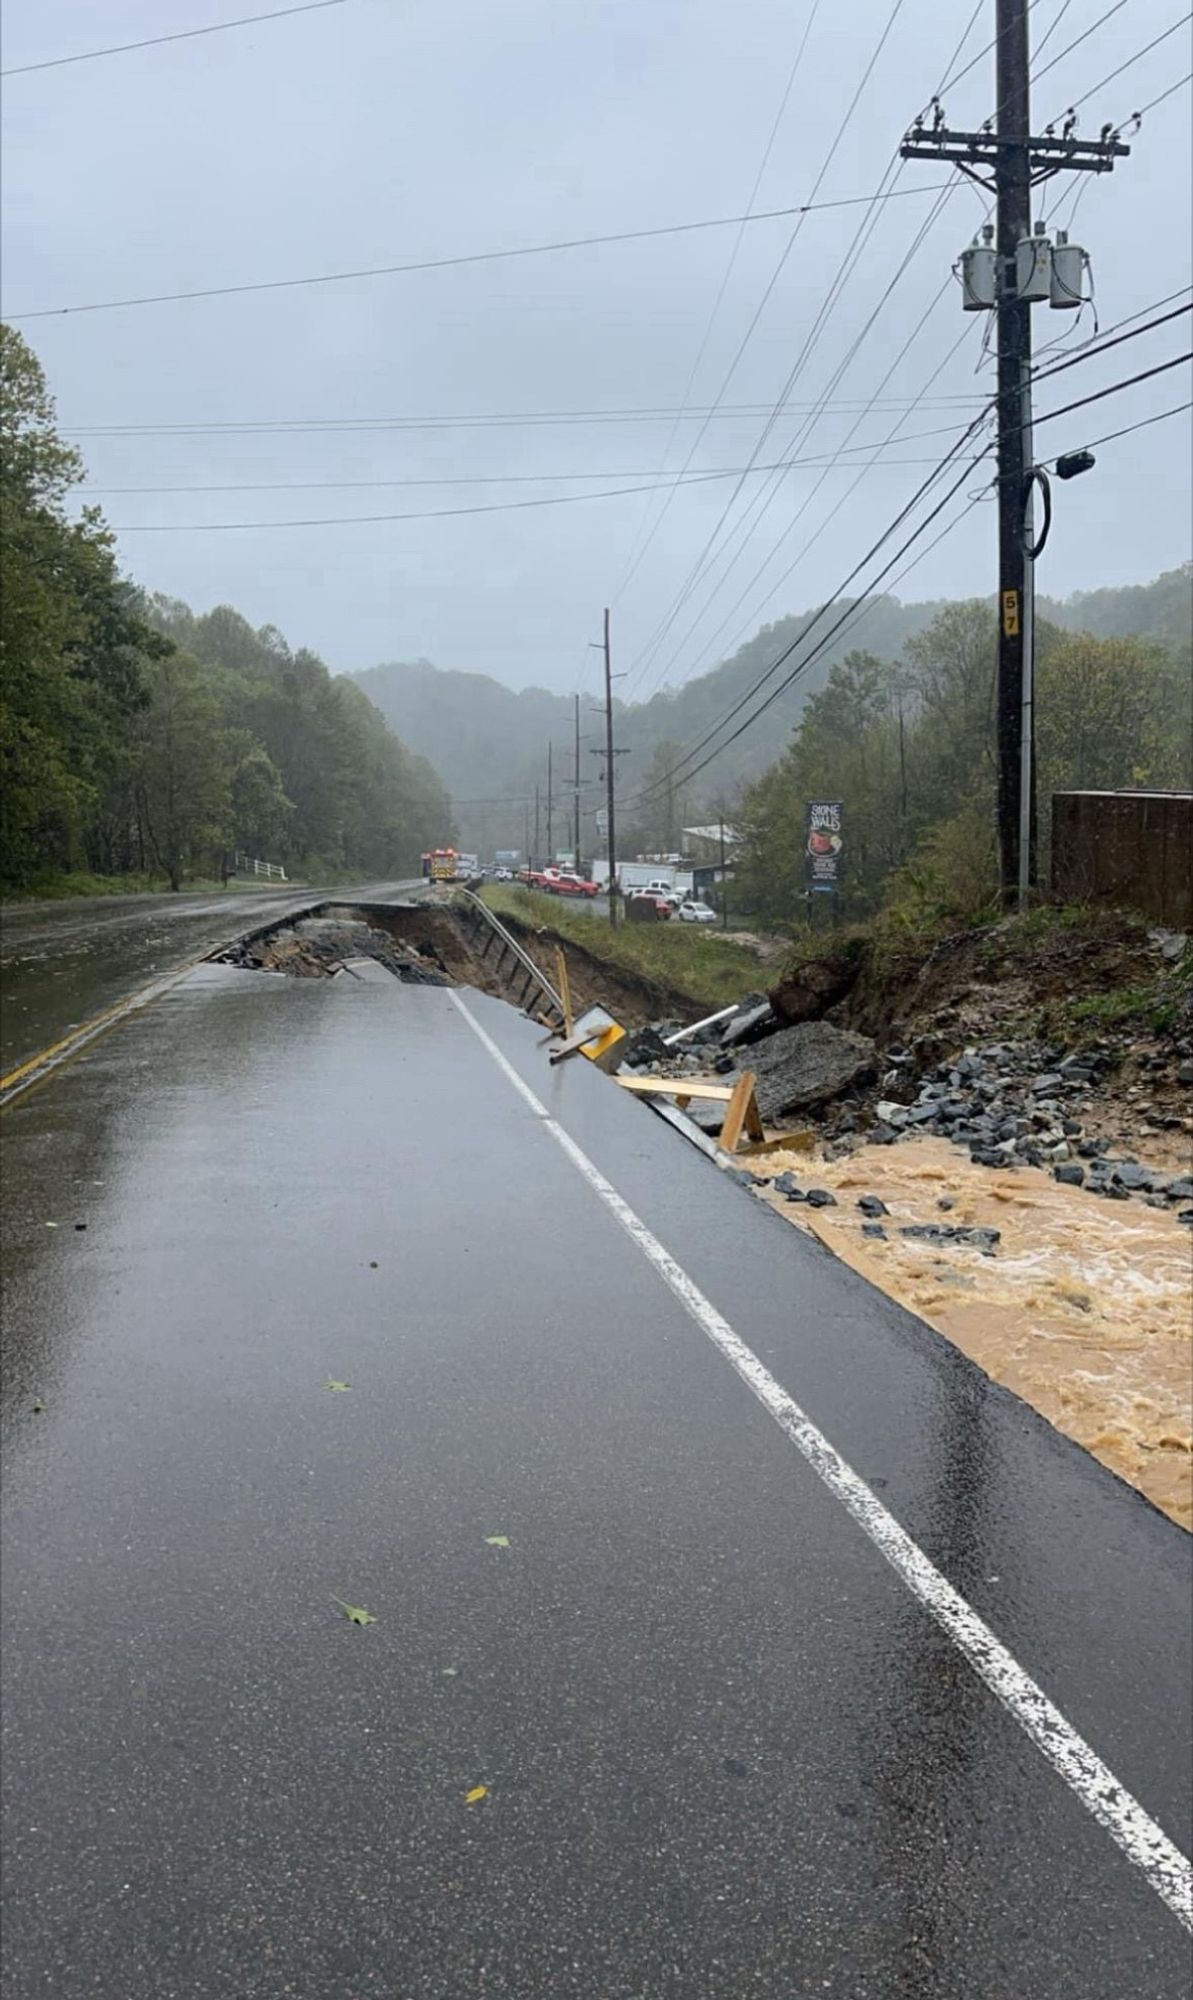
[6,185,955,322]
[1,0,346,76]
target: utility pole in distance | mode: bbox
[601,609,618,926]
[572,694,582,868]
[534,784,541,871]
[546,742,554,862]
[901,0,1127,908]
[589,608,629,926]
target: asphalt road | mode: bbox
[0,881,422,1074]
[1,948,1191,1996]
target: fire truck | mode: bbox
[420,848,460,882]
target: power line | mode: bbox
[1030,0,1133,90]
[629,190,968,705]
[608,0,824,608]
[103,471,745,532]
[631,389,1193,807]
[78,441,996,496]
[0,0,346,76]
[67,294,1178,450]
[1039,397,1192,462]
[1031,301,1193,388]
[656,309,986,700]
[64,394,990,440]
[619,406,996,803]
[617,0,914,696]
[616,360,1191,809]
[6,184,956,322]
[1059,14,1193,119]
[619,0,1001,706]
[622,449,990,810]
[1134,71,1193,117]
[1033,351,1193,429]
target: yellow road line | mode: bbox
[0,960,205,1104]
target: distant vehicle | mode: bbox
[542,868,599,898]
[493,866,515,882]
[678,899,718,925]
[456,853,481,879]
[421,847,460,882]
[627,889,672,921]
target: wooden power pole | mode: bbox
[602,608,618,927]
[901,0,1128,908]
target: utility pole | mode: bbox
[534,784,541,871]
[718,816,728,931]
[602,609,618,926]
[572,694,582,869]
[901,0,1127,909]
[546,742,554,862]
[588,609,630,924]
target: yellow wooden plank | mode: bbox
[719,1071,759,1154]
[554,946,574,1039]
[615,1076,737,1102]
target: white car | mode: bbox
[493,867,514,882]
[678,900,718,924]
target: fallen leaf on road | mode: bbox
[330,1597,376,1626]
[32,1400,45,1413]
[463,1786,488,1805]
[325,1379,351,1393]
[484,1535,510,1548]
[44,1221,58,1229]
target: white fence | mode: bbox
[234,853,288,882]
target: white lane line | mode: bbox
[449,990,1193,1934]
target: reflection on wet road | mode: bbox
[1,956,1191,1995]
[0,881,420,1073]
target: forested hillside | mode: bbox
[355,568,1191,857]
[0,326,452,894]
[735,600,1192,929]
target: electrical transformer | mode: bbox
[959,225,997,309]
[1049,229,1087,308]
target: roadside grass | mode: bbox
[1,870,309,904]
[481,885,768,1007]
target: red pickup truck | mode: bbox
[516,867,600,897]
[542,869,600,898]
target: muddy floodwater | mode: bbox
[754,1136,1193,1530]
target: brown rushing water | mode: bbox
[754,1136,1193,1531]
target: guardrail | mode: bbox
[453,888,567,1029]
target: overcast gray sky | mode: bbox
[3,0,1190,698]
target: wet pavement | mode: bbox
[1,948,1191,1996]
[0,881,422,1074]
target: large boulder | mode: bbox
[748,1020,877,1121]
[769,946,865,1025]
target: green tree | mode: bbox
[133,655,232,892]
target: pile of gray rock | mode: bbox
[619,998,1192,1225]
[864,1037,1192,1218]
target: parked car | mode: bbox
[493,866,514,882]
[678,899,718,925]
[627,889,672,920]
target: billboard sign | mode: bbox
[805,800,843,894]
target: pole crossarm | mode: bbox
[901,131,1128,177]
